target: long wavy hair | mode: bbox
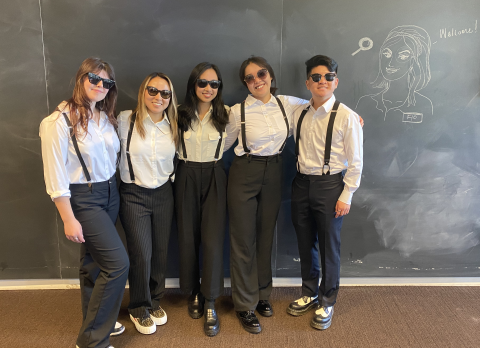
[372,25,431,107]
[64,57,117,138]
[178,62,228,133]
[239,56,278,95]
[130,72,179,147]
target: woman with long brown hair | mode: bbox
[117,73,178,335]
[40,57,129,348]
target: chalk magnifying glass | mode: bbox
[351,37,373,56]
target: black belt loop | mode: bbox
[275,97,289,153]
[323,100,341,175]
[180,128,188,162]
[62,113,92,190]
[240,101,250,155]
[126,112,137,182]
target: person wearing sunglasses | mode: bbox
[175,62,229,337]
[40,57,128,348]
[287,55,363,331]
[117,72,179,335]
[223,56,311,334]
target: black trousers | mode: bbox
[174,160,227,300]
[228,154,283,311]
[119,180,174,319]
[70,176,129,348]
[291,172,344,307]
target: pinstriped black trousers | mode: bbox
[119,180,174,319]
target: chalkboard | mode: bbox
[1,0,480,281]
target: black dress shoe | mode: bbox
[287,296,319,316]
[188,293,205,319]
[311,305,334,330]
[256,300,273,317]
[204,309,220,337]
[236,310,261,334]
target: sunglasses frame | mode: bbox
[309,73,337,83]
[145,86,172,99]
[196,79,221,89]
[87,72,115,89]
[244,68,269,85]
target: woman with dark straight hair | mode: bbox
[175,62,229,337]
[40,57,129,348]
[117,72,178,335]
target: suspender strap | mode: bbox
[323,100,341,175]
[62,113,92,185]
[214,129,223,161]
[275,97,290,153]
[126,112,137,182]
[240,101,250,154]
[295,106,310,172]
[180,129,188,160]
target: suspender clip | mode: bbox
[322,164,331,175]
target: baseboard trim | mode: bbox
[1,277,480,290]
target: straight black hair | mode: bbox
[305,55,338,77]
[239,56,278,95]
[178,62,228,133]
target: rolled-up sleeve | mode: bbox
[39,114,71,200]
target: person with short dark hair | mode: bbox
[175,62,230,337]
[117,72,178,335]
[40,57,129,348]
[286,55,363,330]
[224,56,308,334]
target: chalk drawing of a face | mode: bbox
[380,39,414,81]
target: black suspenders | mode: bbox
[62,113,92,187]
[180,128,224,162]
[126,112,176,182]
[240,97,289,155]
[295,100,341,175]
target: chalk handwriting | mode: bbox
[440,20,477,39]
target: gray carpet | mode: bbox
[1,286,479,347]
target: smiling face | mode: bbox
[195,68,219,104]
[305,65,338,104]
[144,76,170,119]
[83,69,110,103]
[380,37,414,81]
[244,63,272,102]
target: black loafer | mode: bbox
[188,293,205,319]
[236,310,261,334]
[256,300,273,317]
[287,296,319,316]
[204,309,220,337]
[311,306,334,330]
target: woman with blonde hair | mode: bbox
[40,57,128,348]
[117,72,178,335]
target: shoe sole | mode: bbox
[256,309,273,317]
[130,314,157,335]
[188,310,204,319]
[286,300,319,317]
[150,313,167,326]
[204,324,220,337]
[236,313,262,334]
[310,318,332,330]
[109,325,125,336]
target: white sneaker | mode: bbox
[110,321,125,336]
[149,306,168,325]
[130,314,157,335]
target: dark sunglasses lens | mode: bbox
[160,90,172,99]
[209,81,220,89]
[257,69,268,79]
[244,75,255,83]
[102,79,115,89]
[146,87,159,96]
[325,73,336,81]
[310,74,320,82]
[88,73,101,85]
[197,79,208,88]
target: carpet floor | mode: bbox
[1,286,479,347]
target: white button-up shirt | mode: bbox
[118,110,175,189]
[40,102,120,200]
[178,106,229,162]
[225,94,308,156]
[293,95,363,204]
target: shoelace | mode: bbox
[244,310,256,321]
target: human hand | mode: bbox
[64,218,85,243]
[335,201,351,218]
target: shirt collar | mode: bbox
[146,111,169,125]
[245,94,276,107]
[310,95,336,114]
[195,105,213,123]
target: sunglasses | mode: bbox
[244,69,269,84]
[145,86,172,99]
[87,72,115,89]
[309,73,337,82]
[196,79,221,89]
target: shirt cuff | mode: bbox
[338,189,353,205]
[49,190,71,201]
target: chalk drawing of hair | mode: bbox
[372,25,431,108]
